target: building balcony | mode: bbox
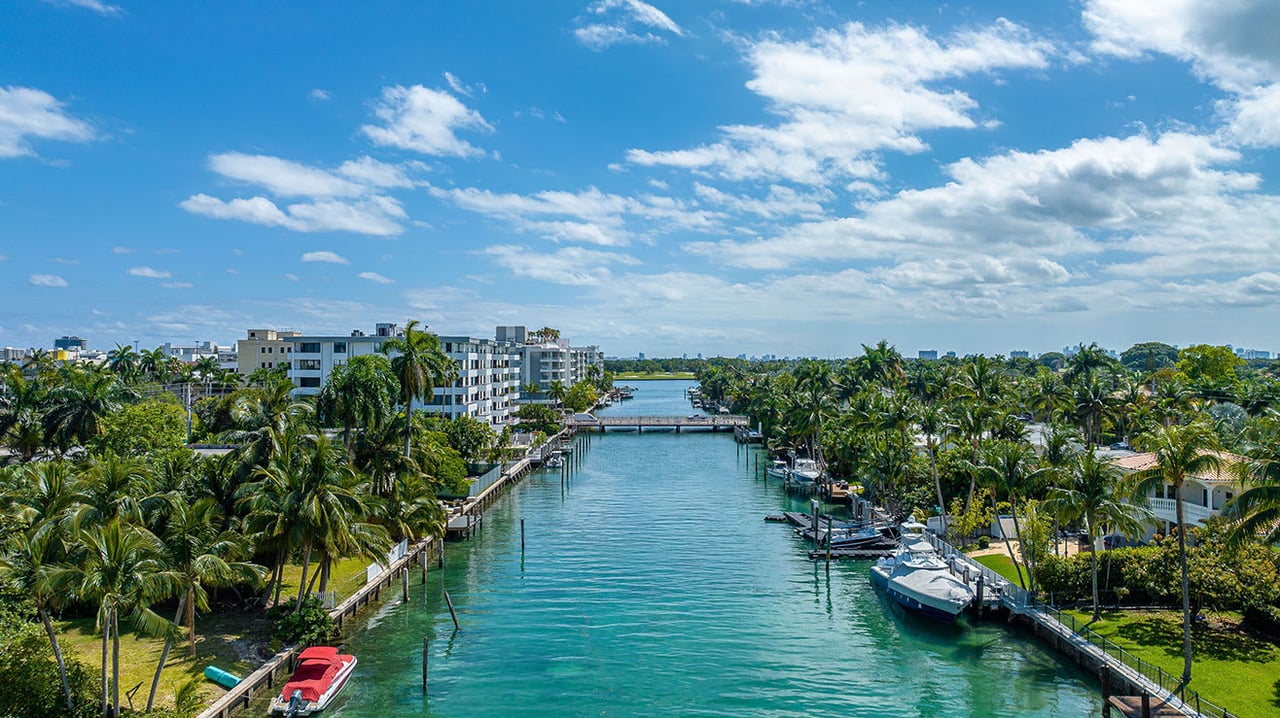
[1146,497,1215,526]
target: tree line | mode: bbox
[699,340,1280,686]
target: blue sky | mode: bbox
[3,0,1279,357]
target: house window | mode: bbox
[333,342,347,354]
[299,342,321,353]
[299,377,321,388]
[297,359,321,370]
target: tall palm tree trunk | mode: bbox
[38,605,73,712]
[403,407,413,458]
[1176,491,1193,683]
[1089,524,1101,621]
[992,493,1027,589]
[1010,506,1035,604]
[186,586,197,657]
[100,607,109,718]
[295,542,314,611]
[146,594,187,710]
[112,607,121,718]
[928,443,947,533]
[270,546,286,607]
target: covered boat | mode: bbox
[870,531,974,621]
[270,646,356,716]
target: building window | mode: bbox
[299,377,321,388]
[299,342,321,353]
[297,359,321,370]
[333,342,347,354]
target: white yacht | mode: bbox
[870,524,974,621]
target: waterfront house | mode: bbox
[1108,450,1246,540]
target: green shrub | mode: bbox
[0,607,100,718]
[977,536,991,550]
[272,597,334,646]
[1243,604,1280,642]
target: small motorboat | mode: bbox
[765,459,789,481]
[545,453,564,468]
[270,646,356,716]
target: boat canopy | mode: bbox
[282,647,347,702]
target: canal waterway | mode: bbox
[329,380,1099,716]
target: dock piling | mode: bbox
[521,518,525,553]
[402,567,409,603]
[444,590,460,631]
[810,500,820,552]
[422,636,429,693]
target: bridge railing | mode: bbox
[573,415,749,425]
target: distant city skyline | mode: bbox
[4,2,1280,357]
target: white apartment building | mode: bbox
[495,325,603,391]
[284,324,522,429]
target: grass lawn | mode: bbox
[613,372,696,380]
[1064,608,1280,718]
[53,556,373,710]
[972,553,1028,588]
[56,609,269,710]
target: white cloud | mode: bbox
[301,250,349,264]
[111,246,134,254]
[358,271,394,284]
[0,86,96,159]
[184,152,414,236]
[180,194,407,236]
[309,89,331,101]
[42,0,120,15]
[129,266,171,278]
[484,245,640,285]
[443,72,486,97]
[208,152,365,198]
[284,273,300,282]
[361,84,492,157]
[627,19,1056,185]
[28,273,68,287]
[430,184,720,246]
[337,156,414,188]
[576,0,683,49]
[162,281,194,289]
[1084,0,1280,146]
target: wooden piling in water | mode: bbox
[402,567,409,603]
[521,518,525,553]
[444,590,460,630]
[422,636,429,693]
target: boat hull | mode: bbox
[269,655,357,716]
[870,565,971,622]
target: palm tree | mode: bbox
[1072,376,1111,449]
[381,320,456,458]
[52,520,177,718]
[317,354,399,454]
[138,347,168,383]
[788,360,837,470]
[72,450,157,529]
[974,441,1052,594]
[42,368,131,452]
[0,462,82,713]
[547,380,567,407]
[918,403,950,531]
[1223,410,1280,546]
[145,497,263,709]
[105,343,140,381]
[1044,451,1148,620]
[379,472,447,542]
[1128,420,1222,684]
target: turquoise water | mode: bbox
[330,380,1099,716]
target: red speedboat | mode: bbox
[269,646,357,716]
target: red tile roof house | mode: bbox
[1108,450,1246,541]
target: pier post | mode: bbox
[422,636,429,693]
[521,518,526,553]
[1101,665,1111,718]
[811,500,820,551]
[976,574,984,608]
[444,590,460,631]
[1141,693,1150,718]
[826,516,832,562]
[421,549,426,583]
[402,567,409,603]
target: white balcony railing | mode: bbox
[1147,497,1215,525]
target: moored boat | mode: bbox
[765,458,789,481]
[788,458,821,484]
[870,526,974,621]
[270,646,356,716]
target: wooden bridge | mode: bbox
[566,414,749,432]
